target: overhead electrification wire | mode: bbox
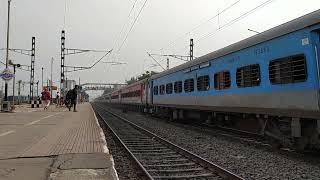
[165,0,241,50]
[117,0,148,53]
[113,0,138,49]
[110,0,138,61]
[175,0,275,54]
[63,0,68,29]
[197,0,274,43]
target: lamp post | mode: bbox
[41,67,43,90]
[17,80,21,105]
[51,58,53,99]
[36,81,39,98]
[4,0,12,102]
[9,60,20,106]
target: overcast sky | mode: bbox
[1,0,320,98]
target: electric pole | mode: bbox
[36,81,39,98]
[12,65,15,105]
[61,30,65,97]
[4,0,11,101]
[166,58,169,70]
[30,37,35,103]
[189,38,194,61]
[51,57,53,99]
[41,67,43,90]
[18,80,21,105]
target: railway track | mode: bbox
[92,103,244,180]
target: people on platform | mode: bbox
[56,92,60,107]
[66,85,78,112]
[41,87,51,110]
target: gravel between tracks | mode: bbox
[96,110,148,180]
[104,105,320,180]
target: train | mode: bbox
[96,9,320,150]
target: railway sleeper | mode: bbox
[143,162,196,168]
[152,173,218,180]
[141,155,183,159]
[133,151,177,156]
[131,149,172,153]
[147,168,204,173]
[146,158,189,164]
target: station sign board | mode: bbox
[0,68,15,82]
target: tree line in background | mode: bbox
[126,71,157,85]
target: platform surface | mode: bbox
[0,103,118,180]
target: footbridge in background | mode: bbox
[79,83,127,92]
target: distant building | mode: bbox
[0,90,3,103]
[63,80,77,91]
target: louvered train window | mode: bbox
[236,64,260,88]
[159,85,165,95]
[184,79,194,93]
[153,86,158,95]
[214,71,231,90]
[197,75,210,91]
[174,81,182,93]
[269,54,307,84]
[166,83,173,94]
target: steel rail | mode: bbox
[92,103,244,180]
[93,104,153,180]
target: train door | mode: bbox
[311,30,320,108]
[148,80,153,105]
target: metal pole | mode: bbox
[51,58,53,99]
[36,81,39,98]
[166,58,169,70]
[12,65,15,105]
[41,67,43,90]
[30,37,35,102]
[61,30,65,98]
[4,0,11,101]
[189,38,194,61]
[18,80,21,105]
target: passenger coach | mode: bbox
[99,10,320,150]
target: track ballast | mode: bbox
[92,103,244,180]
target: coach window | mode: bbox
[160,85,165,95]
[184,78,194,92]
[214,71,231,90]
[236,64,260,88]
[197,75,210,91]
[166,83,173,94]
[269,54,307,84]
[174,81,183,93]
[153,86,158,95]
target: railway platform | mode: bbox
[0,103,118,180]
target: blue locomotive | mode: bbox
[98,9,320,150]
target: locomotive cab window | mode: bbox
[184,78,194,93]
[269,54,307,84]
[174,81,183,93]
[236,64,260,88]
[166,83,173,94]
[160,85,165,95]
[153,86,158,95]
[197,75,210,91]
[214,71,231,90]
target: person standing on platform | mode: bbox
[56,92,60,107]
[41,87,51,110]
[66,85,78,112]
